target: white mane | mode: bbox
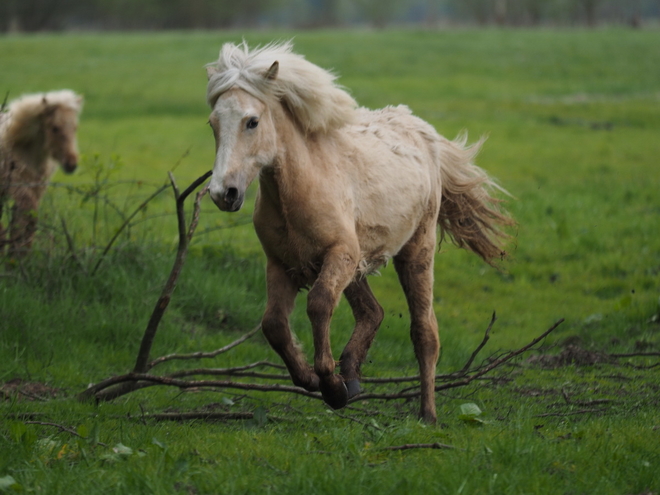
[1,90,83,148]
[206,41,357,134]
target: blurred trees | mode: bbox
[1,0,658,32]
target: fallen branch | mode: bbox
[24,421,108,447]
[380,442,457,451]
[147,325,261,371]
[133,171,211,374]
[79,171,211,402]
[610,351,660,358]
[353,318,564,403]
[534,408,608,418]
[138,412,255,421]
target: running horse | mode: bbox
[205,42,512,423]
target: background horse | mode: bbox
[205,41,513,423]
[0,90,83,257]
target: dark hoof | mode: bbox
[319,375,348,410]
[345,379,361,399]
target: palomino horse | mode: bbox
[205,42,512,423]
[0,90,83,256]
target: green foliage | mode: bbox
[0,29,659,494]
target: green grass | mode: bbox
[1,28,660,494]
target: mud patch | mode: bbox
[0,378,63,401]
[527,345,614,369]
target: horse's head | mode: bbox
[206,62,280,212]
[43,96,82,174]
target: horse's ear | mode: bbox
[206,65,219,80]
[264,61,279,81]
[41,97,55,116]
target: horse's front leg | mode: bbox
[262,257,320,392]
[307,243,359,409]
[340,278,384,398]
[8,188,40,258]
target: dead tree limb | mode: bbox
[353,318,565,402]
[91,182,170,276]
[24,421,108,447]
[134,171,211,374]
[79,171,211,403]
[147,325,261,371]
[380,442,457,451]
[534,408,607,418]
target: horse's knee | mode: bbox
[306,286,333,325]
[371,302,385,328]
[261,312,289,347]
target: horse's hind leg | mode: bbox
[394,221,440,424]
[262,257,320,392]
[340,278,384,398]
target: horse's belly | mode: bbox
[355,203,433,275]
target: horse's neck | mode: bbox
[259,108,329,214]
[6,115,51,178]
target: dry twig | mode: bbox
[380,442,457,451]
[24,421,108,447]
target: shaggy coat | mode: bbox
[0,90,83,256]
[205,42,513,423]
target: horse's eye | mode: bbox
[246,117,259,130]
[52,125,60,133]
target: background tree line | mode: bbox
[1,0,658,32]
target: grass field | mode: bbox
[1,29,659,494]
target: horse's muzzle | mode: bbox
[62,161,78,174]
[209,187,244,212]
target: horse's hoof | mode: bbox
[319,375,348,410]
[345,379,361,399]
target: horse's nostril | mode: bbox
[225,187,239,204]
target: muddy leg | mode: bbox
[8,189,39,258]
[0,192,6,253]
[307,243,359,409]
[339,278,384,398]
[9,207,37,258]
[394,228,440,424]
[262,257,319,391]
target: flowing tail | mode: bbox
[438,134,515,265]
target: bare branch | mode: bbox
[534,408,608,418]
[137,412,254,421]
[380,442,457,451]
[457,311,496,375]
[91,182,169,276]
[133,171,210,374]
[610,351,660,358]
[78,171,213,402]
[353,318,564,403]
[148,325,261,370]
[92,373,322,400]
[60,217,87,273]
[24,421,108,447]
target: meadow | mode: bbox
[1,28,659,494]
